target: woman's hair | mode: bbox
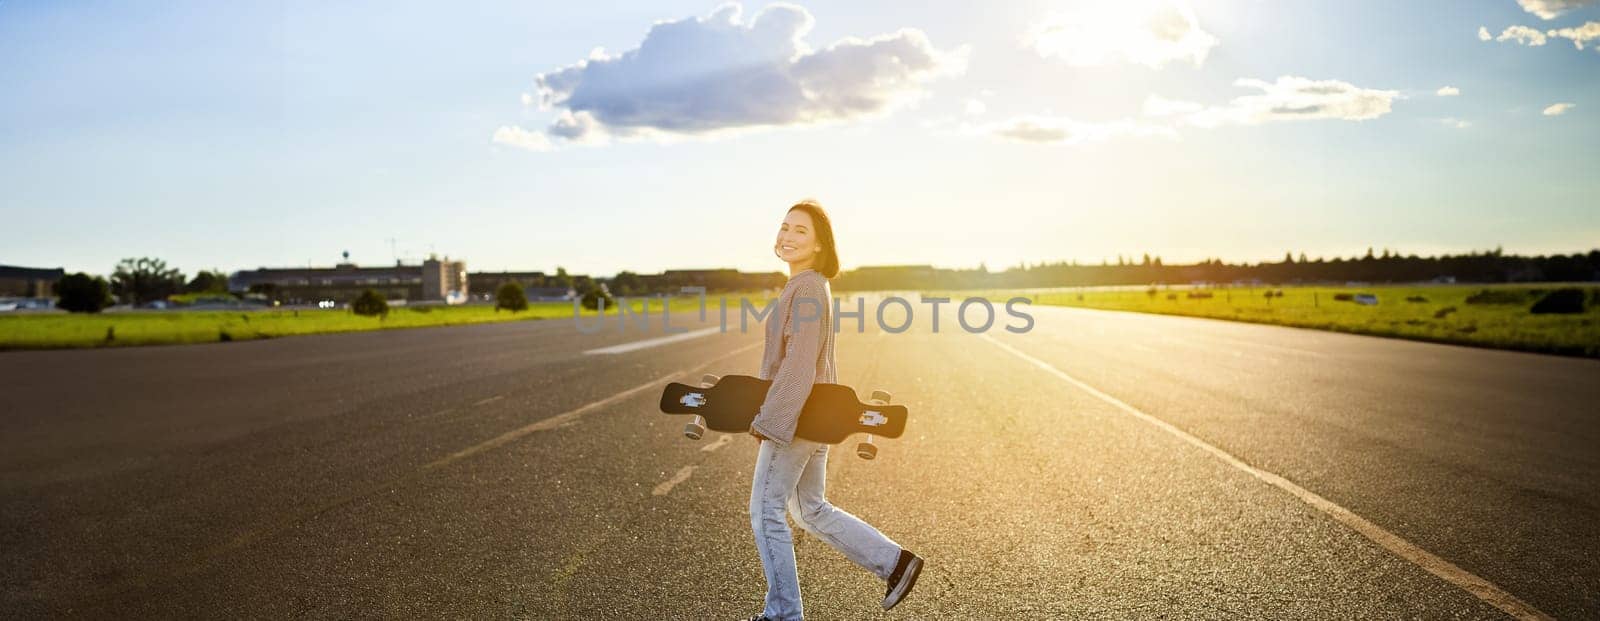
[788,199,840,278]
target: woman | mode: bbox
[745,200,923,621]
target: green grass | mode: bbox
[0,296,727,350]
[996,284,1600,358]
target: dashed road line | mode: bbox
[424,341,762,470]
[109,340,767,599]
[700,434,734,453]
[980,332,1553,621]
[584,327,721,355]
[651,465,698,496]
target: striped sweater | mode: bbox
[749,269,836,447]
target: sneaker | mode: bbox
[882,549,923,610]
[741,616,771,621]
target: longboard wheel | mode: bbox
[869,389,891,406]
[684,415,706,440]
[856,441,878,460]
[700,374,720,388]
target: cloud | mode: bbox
[1517,0,1597,20]
[1479,26,1494,41]
[1441,118,1472,129]
[1146,76,1399,128]
[964,98,987,115]
[1543,102,1577,115]
[492,125,554,151]
[979,116,1177,145]
[499,3,967,149]
[1548,21,1600,49]
[1436,86,1461,96]
[1025,0,1218,68]
[1496,24,1550,45]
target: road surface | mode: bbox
[2,303,1596,618]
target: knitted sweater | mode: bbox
[749,269,837,447]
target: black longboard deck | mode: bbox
[659,374,907,444]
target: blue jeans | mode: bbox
[750,437,901,621]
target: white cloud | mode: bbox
[1436,86,1461,96]
[1441,118,1472,129]
[509,3,967,147]
[1142,95,1205,117]
[1548,21,1600,49]
[1147,76,1399,128]
[1026,0,1218,69]
[1479,26,1494,41]
[979,116,1177,145]
[1496,25,1550,45]
[492,125,554,152]
[520,92,533,106]
[1543,102,1577,115]
[964,98,987,115]
[1517,0,1596,20]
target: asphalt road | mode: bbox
[1,303,1596,619]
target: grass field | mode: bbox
[1001,283,1600,358]
[0,296,722,350]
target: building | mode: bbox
[647,269,785,293]
[231,257,467,304]
[0,265,65,298]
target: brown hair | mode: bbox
[787,199,840,278]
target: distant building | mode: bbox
[231,257,467,304]
[0,265,65,298]
[467,271,589,301]
[651,269,785,292]
[469,271,547,297]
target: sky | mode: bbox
[2,0,1597,278]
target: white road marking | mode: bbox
[584,327,721,355]
[472,395,503,407]
[423,341,763,470]
[980,333,1553,621]
[652,465,698,496]
[141,341,768,592]
[700,434,734,453]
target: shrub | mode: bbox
[1529,288,1586,315]
[496,282,529,312]
[352,289,389,317]
[1333,293,1354,302]
[1433,306,1457,319]
[581,288,614,311]
[55,272,114,313]
[1405,296,1428,303]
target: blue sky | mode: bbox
[2,0,1597,278]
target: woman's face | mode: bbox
[775,209,821,267]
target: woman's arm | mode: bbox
[749,279,826,447]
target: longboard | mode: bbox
[658,374,908,459]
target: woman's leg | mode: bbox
[750,439,818,621]
[786,443,902,580]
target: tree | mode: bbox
[552,266,572,289]
[185,269,230,293]
[55,273,113,313]
[351,289,389,317]
[609,270,643,296]
[111,257,184,305]
[496,282,529,312]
